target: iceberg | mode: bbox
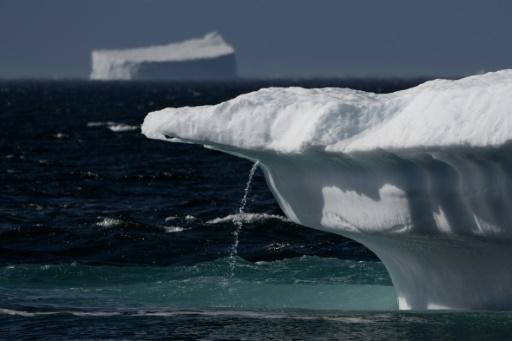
[90,32,236,80]
[142,70,512,310]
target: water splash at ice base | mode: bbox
[142,70,512,310]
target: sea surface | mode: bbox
[2,79,511,340]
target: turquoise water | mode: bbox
[0,256,395,311]
[6,258,512,340]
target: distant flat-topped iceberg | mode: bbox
[143,70,512,310]
[90,32,237,80]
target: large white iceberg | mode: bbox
[90,32,236,80]
[142,70,512,310]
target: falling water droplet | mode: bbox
[228,160,259,278]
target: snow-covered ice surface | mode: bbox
[90,32,235,80]
[143,70,512,153]
[142,70,512,311]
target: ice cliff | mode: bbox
[142,70,512,310]
[90,32,236,80]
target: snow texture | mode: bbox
[143,70,512,152]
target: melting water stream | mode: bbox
[228,161,260,278]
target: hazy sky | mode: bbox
[1,0,511,78]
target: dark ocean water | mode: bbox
[1,79,511,340]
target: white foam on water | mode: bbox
[96,217,124,228]
[207,212,289,225]
[87,121,139,132]
[53,132,67,139]
[108,124,139,132]
[0,307,379,323]
[164,215,178,222]
[87,121,114,127]
[163,226,185,233]
[0,308,122,317]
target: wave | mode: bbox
[86,121,139,132]
[0,308,122,317]
[108,123,139,132]
[207,213,289,225]
[0,307,379,323]
[53,132,68,139]
[96,217,124,228]
[96,217,185,233]
[86,121,110,127]
[164,215,178,222]
[163,226,185,233]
